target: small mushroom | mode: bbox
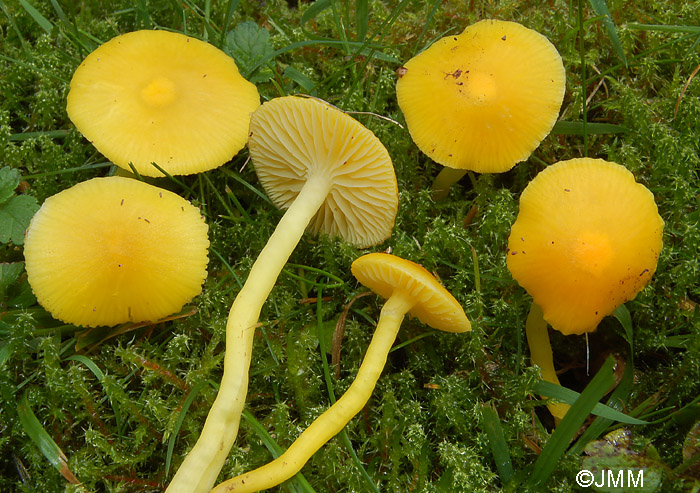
[507,158,664,420]
[396,19,565,197]
[167,96,398,493]
[67,30,260,177]
[211,253,470,492]
[23,176,209,327]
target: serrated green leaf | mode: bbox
[224,21,274,83]
[8,277,37,308]
[0,194,39,245]
[0,167,21,205]
[582,429,664,492]
[0,263,24,292]
[0,343,13,366]
[682,421,700,474]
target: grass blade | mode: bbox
[533,381,647,424]
[528,355,617,487]
[568,304,637,455]
[569,359,636,455]
[166,381,206,477]
[577,0,589,155]
[284,66,317,92]
[300,0,332,38]
[219,0,240,47]
[240,410,316,493]
[65,355,105,381]
[480,402,514,484]
[627,23,700,34]
[9,129,71,141]
[613,304,633,346]
[17,392,81,484]
[17,0,53,34]
[355,0,368,41]
[588,0,627,66]
[551,121,628,135]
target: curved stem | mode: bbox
[212,291,415,493]
[166,175,332,493]
[431,167,467,200]
[525,302,570,423]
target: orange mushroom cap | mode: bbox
[507,158,664,335]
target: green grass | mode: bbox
[1,0,699,491]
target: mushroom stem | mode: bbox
[525,302,570,423]
[211,291,415,493]
[431,167,467,200]
[167,174,333,493]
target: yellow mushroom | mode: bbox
[396,19,565,197]
[167,96,398,493]
[507,158,664,420]
[67,30,260,177]
[23,176,209,327]
[212,253,470,492]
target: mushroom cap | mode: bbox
[248,96,398,248]
[351,253,471,333]
[507,158,664,335]
[396,19,565,173]
[67,30,260,177]
[24,176,210,327]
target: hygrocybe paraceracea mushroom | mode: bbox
[23,176,209,327]
[212,253,470,492]
[67,30,260,177]
[396,19,565,197]
[167,96,398,493]
[507,158,664,421]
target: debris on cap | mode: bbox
[507,158,664,335]
[397,19,565,173]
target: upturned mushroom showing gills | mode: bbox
[211,253,470,492]
[167,96,398,493]
[23,176,209,327]
[507,158,664,420]
[67,30,260,177]
[396,19,565,197]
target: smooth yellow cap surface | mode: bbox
[249,96,398,248]
[396,19,565,173]
[67,30,260,177]
[507,158,664,335]
[351,253,471,333]
[24,176,210,327]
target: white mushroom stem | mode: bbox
[525,302,570,423]
[211,290,415,493]
[167,173,333,493]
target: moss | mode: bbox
[1,0,700,491]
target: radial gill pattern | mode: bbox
[248,96,398,248]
